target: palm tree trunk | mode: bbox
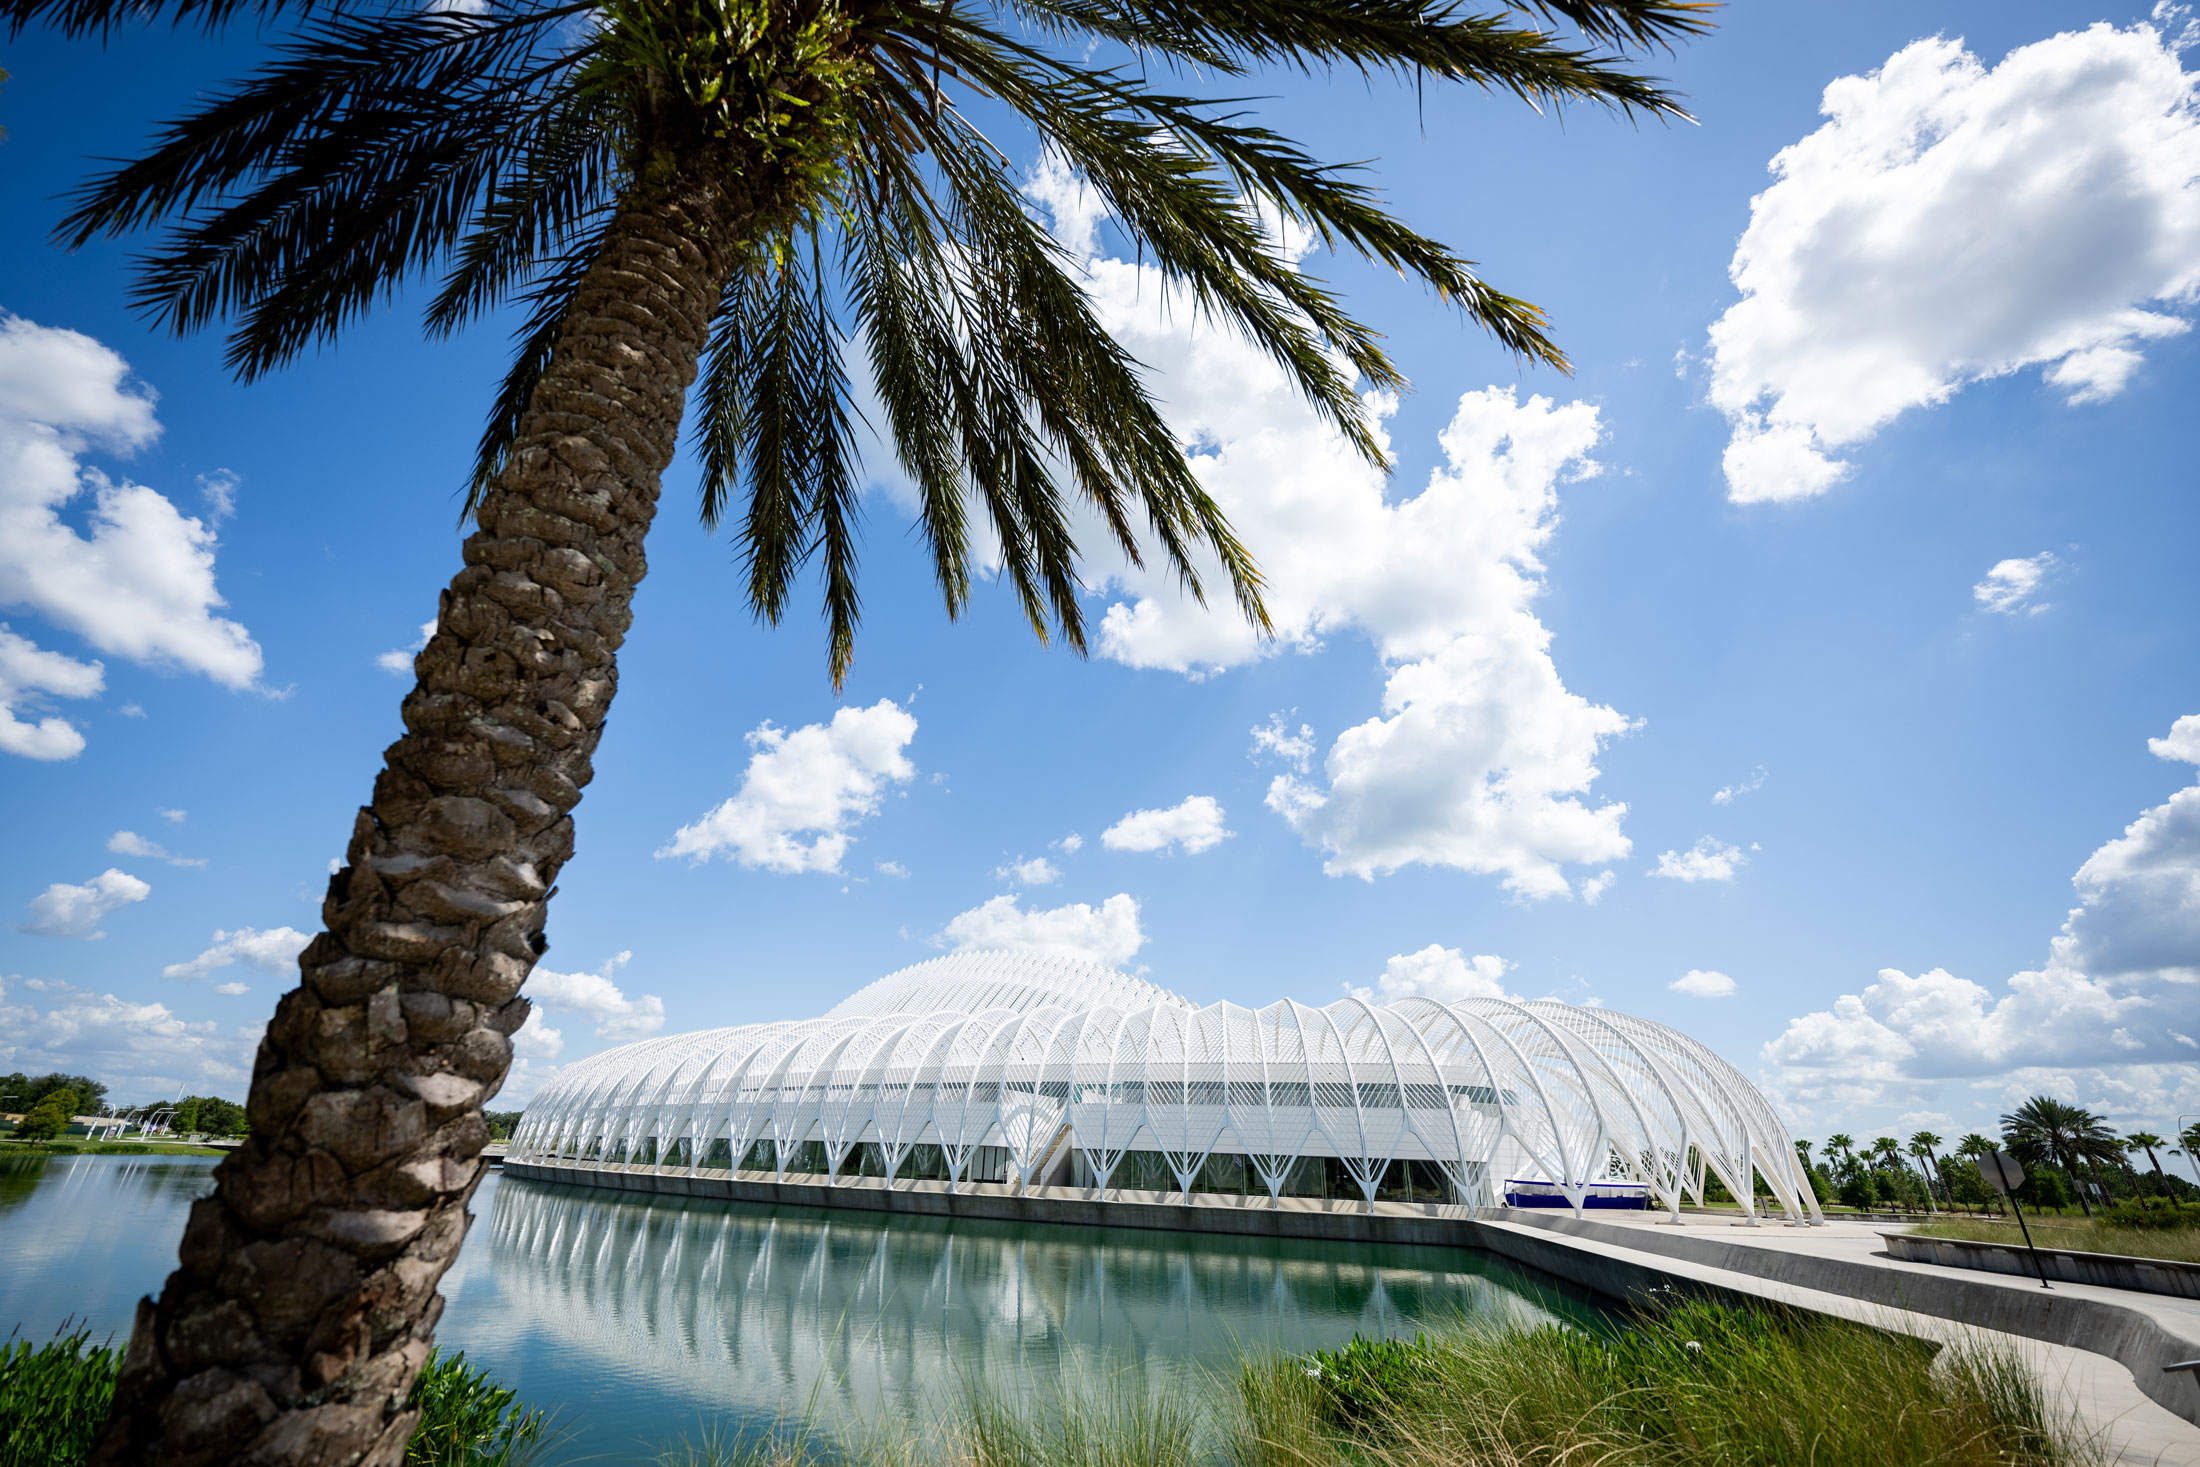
[95,169,743,1467]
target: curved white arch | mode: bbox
[512,950,1822,1223]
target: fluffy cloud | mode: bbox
[937,893,1145,968]
[996,856,1060,887]
[1670,969,1738,998]
[108,830,205,868]
[1580,871,1616,905]
[163,925,312,984]
[1015,164,1632,900]
[1101,795,1232,855]
[1249,714,1316,774]
[17,868,150,939]
[1649,838,1747,883]
[659,699,917,872]
[1706,25,2200,503]
[0,624,102,760]
[1974,553,2057,615]
[0,317,263,754]
[0,973,259,1095]
[378,619,436,675]
[1765,714,2200,1117]
[1712,767,1767,806]
[512,1008,565,1060]
[525,951,664,1041]
[1345,945,1514,1005]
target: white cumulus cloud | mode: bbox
[0,973,260,1093]
[163,925,312,982]
[1974,553,2057,615]
[1011,164,1632,901]
[17,868,150,939]
[1670,969,1738,998]
[1102,795,1232,855]
[377,619,437,675]
[1712,767,1767,806]
[996,856,1060,886]
[0,624,102,760]
[1345,945,1514,1005]
[1249,714,1316,773]
[1706,25,2200,503]
[658,699,917,872]
[108,830,205,868]
[937,893,1145,968]
[526,951,664,1041]
[1765,713,2200,1115]
[0,316,263,754]
[1649,838,1748,883]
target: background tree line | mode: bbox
[1795,1097,2200,1217]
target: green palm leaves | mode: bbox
[16,0,1709,683]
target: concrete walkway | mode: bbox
[1479,1210,2200,1467]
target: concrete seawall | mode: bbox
[503,1159,2200,1440]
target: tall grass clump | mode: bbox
[959,1371,1210,1467]
[0,1326,118,1467]
[1237,1296,2097,1467]
[405,1347,553,1466]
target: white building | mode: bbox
[512,950,1823,1222]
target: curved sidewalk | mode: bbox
[1478,1209,2200,1467]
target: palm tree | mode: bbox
[13,0,1709,1457]
[1869,1135,1903,1171]
[2002,1096,2122,1217]
[2181,1123,2200,1186]
[2125,1132,2168,1188]
[1909,1130,1949,1212]
[1955,1132,1995,1159]
[1826,1132,1857,1176]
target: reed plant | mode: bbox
[0,1326,118,1467]
[1236,1296,2094,1467]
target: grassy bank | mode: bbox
[1907,1216,2200,1265]
[4,1298,2099,1466]
[0,1139,227,1157]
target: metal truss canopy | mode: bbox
[512,950,1825,1222]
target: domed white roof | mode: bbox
[515,949,1821,1223]
[823,950,1190,1019]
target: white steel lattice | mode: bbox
[513,950,1824,1222]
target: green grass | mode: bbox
[0,1332,550,1467]
[0,1138,227,1156]
[644,1297,2097,1467]
[1908,1215,2200,1265]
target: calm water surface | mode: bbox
[0,1153,1605,1459]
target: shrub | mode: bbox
[2104,1197,2200,1231]
[10,1089,79,1143]
[1838,1171,1879,1210]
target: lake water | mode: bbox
[0,1153,1606,1461]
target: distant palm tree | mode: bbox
[1795,1139,1813,1166]
[1869,1136,1903,1170]
[10,0,1712,1455]
[2003,1096,2122,1217]
[1910,1130,1949,1212]
[1826,1133,1857,1175]
[1955,1132,1995,1159]
[2180,1123,2200,1185]
[2126,1132,2168,1184]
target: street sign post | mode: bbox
[1980,1150,2051,1289]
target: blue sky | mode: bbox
[1,0,2195,1148]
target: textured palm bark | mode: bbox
[96,172,743,1467]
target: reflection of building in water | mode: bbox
[515,951,1820,1222]
[486,1176,1589,1424]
